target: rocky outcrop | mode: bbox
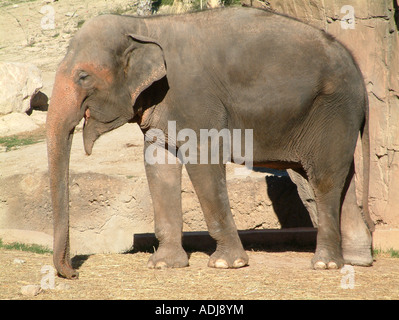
[0,62,43,115]
[0,62,48,136]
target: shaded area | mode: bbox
[253,167,313,228]
[265,174,313,228]
[131,228,317,254]
[28,91,49,113]
[130,169,316,255]
[71,254,91,270]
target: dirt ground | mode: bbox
[1,0,399,301]
[1,248,399,300]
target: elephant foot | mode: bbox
[208,246,249,269]
[311,248,344,270]
[342,246,373,267]
[147,244,189,269]
[341,230,373,267]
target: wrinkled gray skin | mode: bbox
[46,7,374,279]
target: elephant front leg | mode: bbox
[185,163,248,269]
[144,143,188,269]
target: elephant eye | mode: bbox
[77,71,93,88]
[78,71,89,82]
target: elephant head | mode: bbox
[46,16,167,278]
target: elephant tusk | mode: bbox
[84,108,90,119]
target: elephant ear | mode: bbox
[124,34,167,106]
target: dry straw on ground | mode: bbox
[1,248,399,300]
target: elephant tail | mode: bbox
[361,91,375,232]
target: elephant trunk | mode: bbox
[46,67,85,279]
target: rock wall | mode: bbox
[0,167,311,255]
[266,0,399,230]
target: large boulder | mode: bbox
[0,62,43,115]
[0,113,39,137]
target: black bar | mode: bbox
[133,227,317,252]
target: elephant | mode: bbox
[46,6,374,279]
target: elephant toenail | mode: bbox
[214,259,229,269]
[314,261,327,270]
[155,261,168,269]
[233,259,246,268]
[327,261,338,269]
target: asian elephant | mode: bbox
[46,7,374,279]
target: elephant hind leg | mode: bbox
[288,163,345,269]
[303,157,352,270]
[289,164,373,267]
[340,163,373,266]
[310,190,345,269]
